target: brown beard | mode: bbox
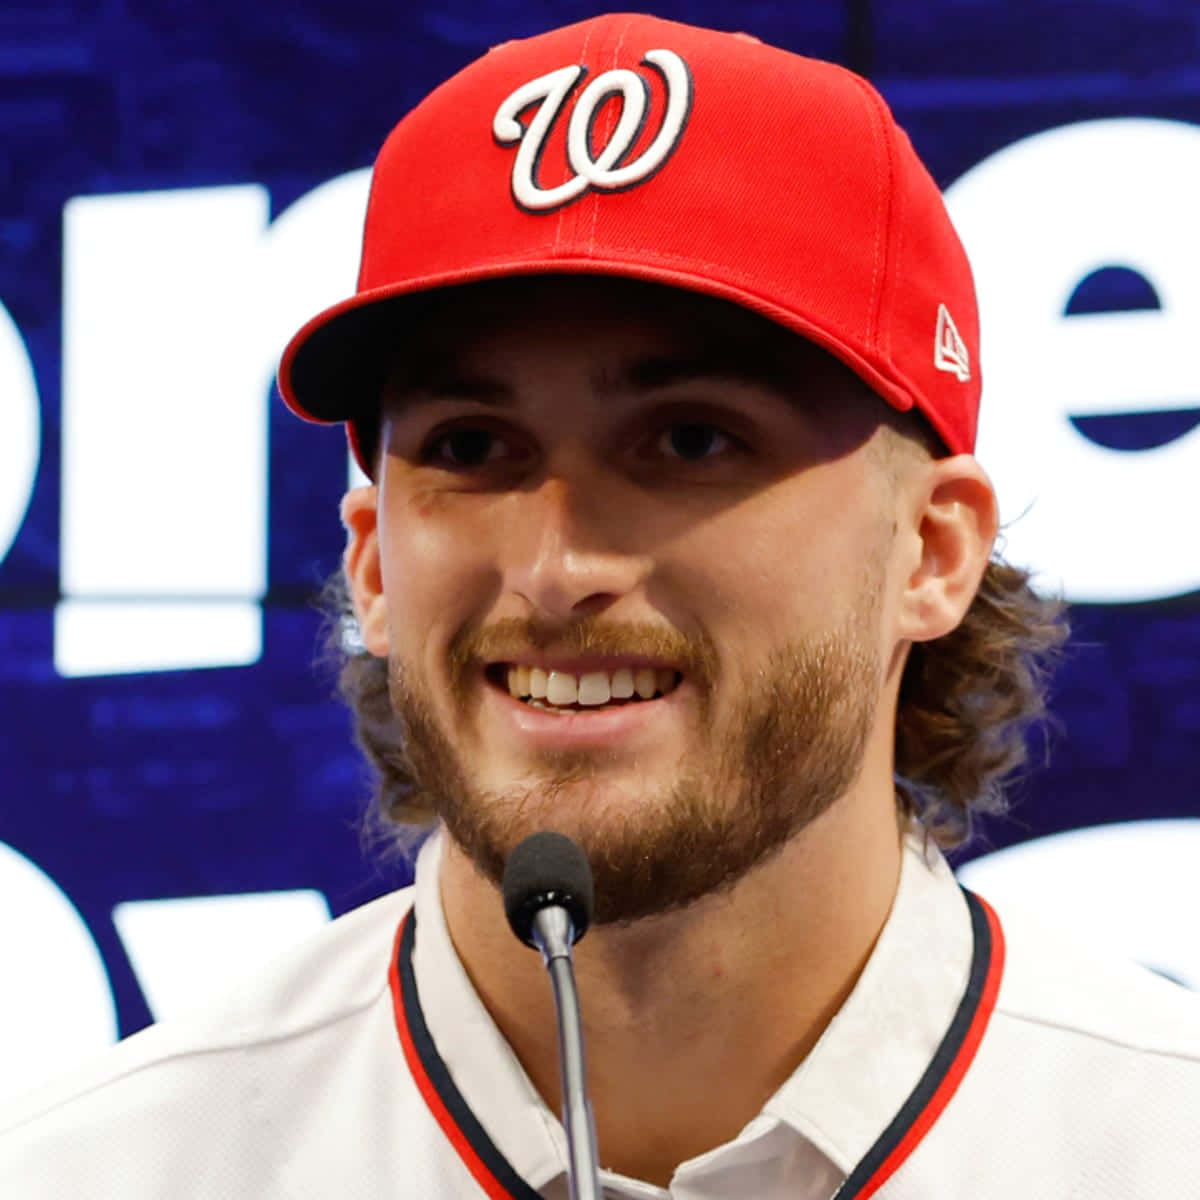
[387,606,881,926]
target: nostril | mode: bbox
[569,593,624,618]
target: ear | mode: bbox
[341,485,390,657]
[898,456,998,643]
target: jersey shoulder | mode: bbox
[896,894,1200,1197]
[0,882,492,1198]
[0,884,413,1138]
[988,892,1200,1057]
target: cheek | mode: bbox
[655,483,884,638]
[378,492,498,662]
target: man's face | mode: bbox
[366,278,903,923]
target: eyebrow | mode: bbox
[386,347,803,411]
[615,350,798,397]
[390,364,515,405]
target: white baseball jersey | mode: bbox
[1,828,1198,1198]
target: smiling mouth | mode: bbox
[486,663,682,712]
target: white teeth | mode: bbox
[634,667,658,699]
[577,671,611,706]
[545,671,579,706]
[503,664,679,707]
[610,667,635,699]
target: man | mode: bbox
[3,13,1198,1198]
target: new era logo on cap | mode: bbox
[934,304,971,383]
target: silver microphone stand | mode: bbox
[532,906,603,1200]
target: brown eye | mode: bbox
[426,427,502,467]
[658,422,731,460]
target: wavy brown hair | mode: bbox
[891,556,1067,846]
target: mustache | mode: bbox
[449,617,718,687]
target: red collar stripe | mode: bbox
[389,913,542,1200]
[837,889,1005,1198]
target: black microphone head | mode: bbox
[502,832,595,949]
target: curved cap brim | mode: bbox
[278,260,934,482]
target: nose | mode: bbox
[502,470,651,621]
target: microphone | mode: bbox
[502,833,602,1200]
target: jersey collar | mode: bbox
[389,830,1003,1199]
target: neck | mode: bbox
[439,788,905,1187]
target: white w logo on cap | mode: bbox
[493,49,692,213]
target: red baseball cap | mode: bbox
[278,12,980,475]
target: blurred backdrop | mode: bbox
[2,0,1199,1102]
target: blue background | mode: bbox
[1,0,1199,1041]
